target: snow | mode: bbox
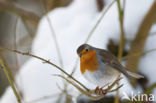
[0,0,156,103]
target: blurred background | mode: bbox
[0,0,72,97]
[0,0,156,103]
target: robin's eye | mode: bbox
[86,49,88,52]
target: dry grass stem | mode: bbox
[0,59,21,103]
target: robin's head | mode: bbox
[77,44,93,57]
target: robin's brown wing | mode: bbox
[98,49,130,78]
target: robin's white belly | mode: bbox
[83,63,120,86]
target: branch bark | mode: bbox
[126,1,156,86]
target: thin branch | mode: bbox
[85,0,116,43]
[40,0,63,68]
[13,17,24,100]
[144,83,156,95]
[71,0,116,76]
[116,0,125,61]
[0,59,21,103]
[0,48,89,92]
[116,0,126,102]
[20,17,36,38]
[122,48,156,60]
[13,17,20,71]
[126,1,156,86]
[55,74,123,100]
[40,0,68,96]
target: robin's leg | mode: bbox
[95,83,110,95]
[101,76,123,94]
[89,75,123,95]
[89,83,110,95]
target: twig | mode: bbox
[116,0,125,61]
[85,0,116,43]
[13,17,20,71]
[144,83,156,95]
[71,0,116,76]
[20,17,35,38]
[122,48,156,60]
[40,0,63,68]
[40,1,68,97]
[0,48,123,101]
[126,0,156,86]
[0,48,89,92]
[55,74,123,100]
[116,0,125,102]
[13,17,24,100]
[0,59,21,103]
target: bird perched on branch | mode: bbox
[77,44,144,86]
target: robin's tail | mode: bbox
[127,71,144,79]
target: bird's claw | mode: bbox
[95,86,107,95]
[89,75,123,96]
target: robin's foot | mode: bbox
[89,83,110,95]
[89,75,123,95]
[94,86,107,95]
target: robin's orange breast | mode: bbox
[80,50,99,74]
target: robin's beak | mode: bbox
[78,53,82,57]
[78,49,87,57]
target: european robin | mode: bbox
[77,44,144,86]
